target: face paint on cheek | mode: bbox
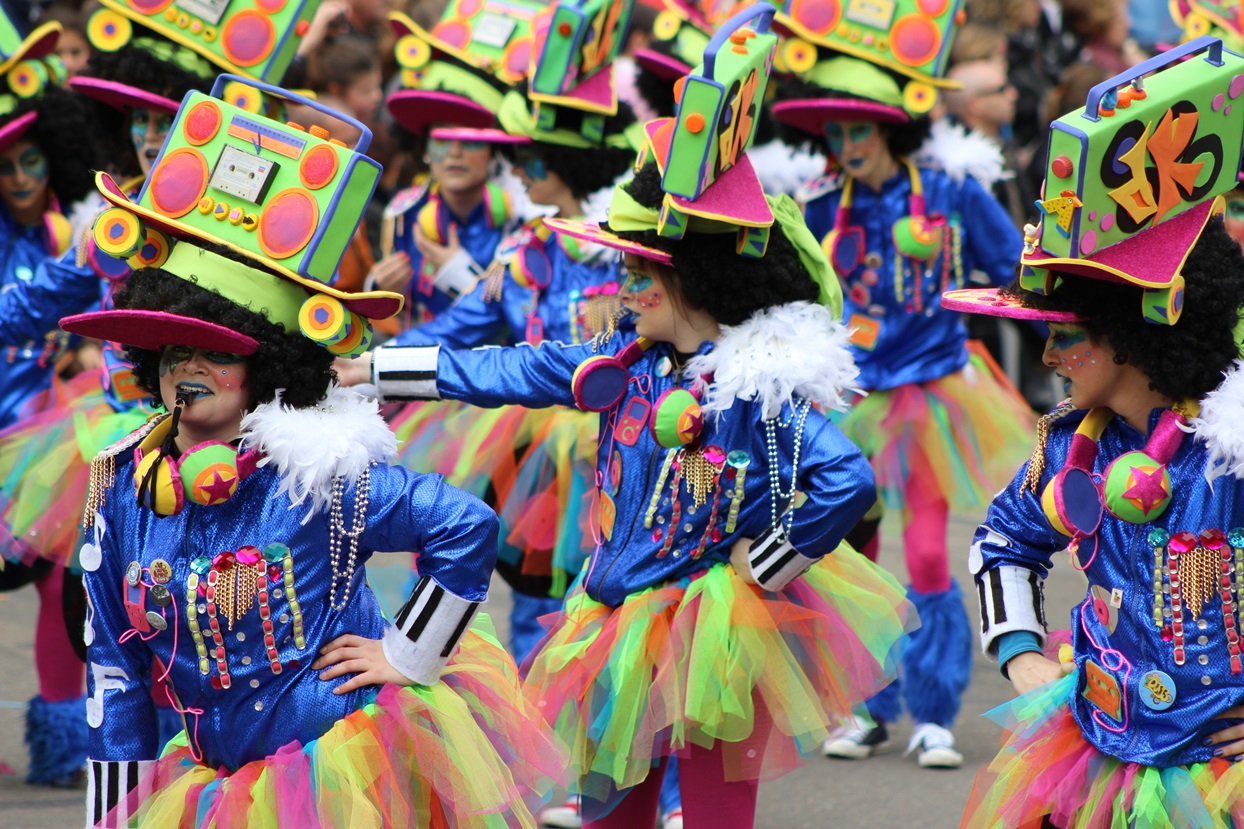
[520,155,548,180]
[637,291,661,309]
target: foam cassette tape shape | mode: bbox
[1039,37,1244,264]
[90,0,320,83]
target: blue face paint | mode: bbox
[624,272,653,293]
[427,137,489,163]
[160,345,245,376]
[0,145,47,184]
[1227,199,1244,221]
[823,122,875,158]
[1046,326,1088,352]
[130,109,174,156]
[515,150,548,181]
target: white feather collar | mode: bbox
[239,384,398,519]
[912,119,1011,189]
[1189,360,1244,483]
[687,301,861,420]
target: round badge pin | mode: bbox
[145,611,167,632]
[150,584,172,607]
[150,558,172,584]
[1139,669,1176,711]
[125,560,141,587]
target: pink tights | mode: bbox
[902,471,950,595]
[34,563,84,702]
[584,741,760,829]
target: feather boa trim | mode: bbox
[240,384,398,518]
[913,119,1010,189]
[687,301,861,420]
[1190,359,1244,483]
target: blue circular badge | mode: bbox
[1139,670,1177,711]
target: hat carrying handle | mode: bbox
[701,2,775,78]
[1080,35,1223,124]
[209,74,375,154]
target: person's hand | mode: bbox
[730,536,756,584]
[313,634,414,693]
[1006,651,1072,696]
[1205,704,1244,761]
[369,252,412,293]
[296,0,349,56]
[333,352,372,387]
[414,223,462,272]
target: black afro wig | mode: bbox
[4,85,98,206]
[612,161,820,325]
[771,73,931,160]
[113,242,336,410]
[1012,217,1244,402]
[81,42,215,180]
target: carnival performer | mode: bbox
[343,9,914,826]
[370,7,533,329]
[945,37,1244,827]
[772,36,1031,765]
[0,18,103,786]
[378,0,642,668]
[60,97,576,818]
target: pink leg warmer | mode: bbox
[903,469,951,595]
[34,564,84,703]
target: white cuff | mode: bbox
[976,565,1048,658]
[381,576,480,686]
[373,345,441,402]
[747,527,818,592]
[433,249,480,299]
[86,758,156,828]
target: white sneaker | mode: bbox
[540,796,583,828]
[821,715,891,759]
[661,807,684,829]
[905,722,963,769]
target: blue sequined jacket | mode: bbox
[972,402,1244,768]
[801,166,1022,391]
[382,181,517,320]
[374,302,877,607]
[391,222,619,349]
[83,389,498,821]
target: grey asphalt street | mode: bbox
[0,511,1087,829]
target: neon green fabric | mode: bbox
[496,90,639,150]
[806,56,904,109]
[162,243,307,333]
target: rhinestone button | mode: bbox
[236,632,246,642]
[1202,675,1213,686]
[254,701,264,711]
[1198,654,1210,665]
[250,679,260,688]
[1198,635,1209,645]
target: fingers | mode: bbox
[317,658,367,680]
[446,222,460,248]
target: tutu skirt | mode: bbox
[962,675,1244,829]
[0,374,148,567]
[390,400,597,597]
[835,343,1034,512]
[524,549,916,807]
[111,622,567,829]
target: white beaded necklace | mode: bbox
[327,466,370,611]
[764,399,811,538]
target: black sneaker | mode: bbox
[822,716,891,759]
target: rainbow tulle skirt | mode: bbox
[390,400,597,597]
[835,344,1034,512]
[962,674,1244,828]
[108,624,567,828]
[523,551,916,808]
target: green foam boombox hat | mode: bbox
[942,36,1244,327]
[634,0,713,80]
[1172,0,1244,53]
[386,1,547,136]
[67,75,403,358]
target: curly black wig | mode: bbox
[499,82,637,199]
[113,242,336,410]
[2,85,99,206]
[612,161,819,325]
[81,42,215,179]
[771,73,931,159]
[1010,217,1244,402]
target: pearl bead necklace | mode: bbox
[765,400,810,539]
[328,467,370,611]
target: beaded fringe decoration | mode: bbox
[584,294,624,341]
[480,259,507,303]
[1024,401,1078,494]
[680,447,724,509]
[83,454,117,531]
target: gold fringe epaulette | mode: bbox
[82,413,167,530]
[1023,401,1078,494]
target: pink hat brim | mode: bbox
[0,112,38,155]
[771,98,909,135]
[61,310,261,354]
[428,126,530,144]
[939,288,1085,323]
[544,217,674,265]
[634,48,692,81]
[387,90,495,135]
[69,77,181,114]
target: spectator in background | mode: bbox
[950,22,1007,65]
[1062,0,1148,74]
[38,3,89,77]
[307,34,384,124]
[1128,0,1181,50]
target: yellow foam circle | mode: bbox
[653,10,682,41]
[396,34,432,70]
[87,9,132,52]
[780,38,816,75]
[298,294,350,344]
[223,80,263,114]
[94,207,145,258]
[903,80,938,115]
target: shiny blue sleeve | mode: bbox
[0,251,102,344]
[958,175,1023,287]
[969,457,1063,654]
[390,281,509,350]
[83,510,160,762]
[786,414,878,556]
[361,464,499,602]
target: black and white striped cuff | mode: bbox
[434,250,481,300]
[373,345,441,402]
[382,576,480,686]
[86,758,155,828]
[747,528,818,592]
[976,565,1047,658]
